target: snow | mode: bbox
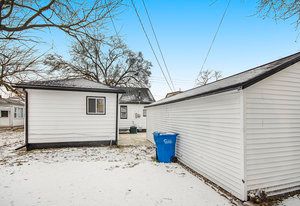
[1,130,299,206]
[0,131,232,206]
[276,195,300,206]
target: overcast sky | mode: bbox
[36,0,300,100]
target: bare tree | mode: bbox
[0,42,41,95]
[196,69,222,86]
[44,35,152,87]
[0,0,121,42]
[257,0,300,27]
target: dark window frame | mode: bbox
[120,105,128,119]
[143,109,147,117]
[86,96,106,115]
[1,110,9,118]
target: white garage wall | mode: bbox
[119,104,147,130]
[27,89,117,143]
[244,62,300,196]
[146,90,246,200]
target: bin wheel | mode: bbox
[171,156,178,163]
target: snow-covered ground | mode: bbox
[0,130,299,206]
[0,130,233,206]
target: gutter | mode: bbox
[15,89,28,150]
[15,144,26,150]
[24,89,29,149]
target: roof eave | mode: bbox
[241,55,300,89]
[13,84,126,93]
[119,101,154,104]
[145,84,242,108]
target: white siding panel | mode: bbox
[245,62,300,196]
[28,89,117,143]
[147,91,245,200]
[119,104,147,130]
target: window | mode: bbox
[143,109,147,117]
[1,111,8,118]
[120,105,127,119]
[14,107,24,118]
[86,97,106,115]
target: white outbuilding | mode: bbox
[118,87,155,132]
[0,97,24,127]
[146,52,300,201]
[14,78,124,150]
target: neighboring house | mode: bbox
[146,52,300,201]
[14,78,124,150]
[165,91,182,98]
[118,87,155,131]
[0,97,24,127]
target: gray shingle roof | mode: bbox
[14,78,125,93]
[119,87,155,104]
[0,97,24,106]
[146,52,300,108]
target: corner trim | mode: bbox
[115,93,119,144]
[24,89,29,148]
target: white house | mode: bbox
[14,78,124,150]
[0,97,24,127]
[118,87,155,132]
[146,52,300,201]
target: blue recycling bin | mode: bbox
[153,132,178,163]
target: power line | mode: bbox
[196,0,231,84]
[105,0,120,37]
[141,0,176,91]
[130,0,174,92]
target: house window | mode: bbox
[1,111,8,117]
[86,97,106,115]
[120,105,127,119]
[14,107,24,118]
[143,109,147,117]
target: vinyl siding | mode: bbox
[244,62,300,196]
[146,90,246,200]
[27,89,117,143]
[119,104,147,130]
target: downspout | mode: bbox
[115,93,119,145]
[15,89,28,150]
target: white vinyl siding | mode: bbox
[244,62,300,196]
[146,90,246,200]
[119,104,147,130]
[27,89,117,143]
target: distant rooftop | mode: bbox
[0,97,24,106]
[146,52,300,108]
[119,87,155,104]
[14,78,125,93]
